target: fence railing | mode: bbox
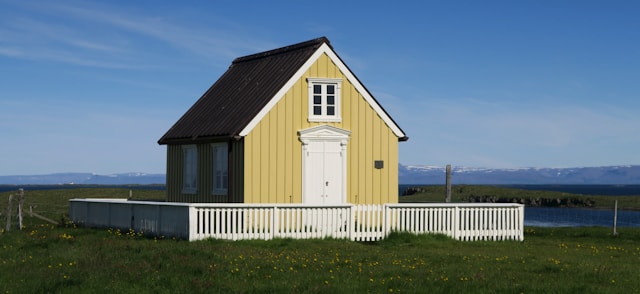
[69,200,524,241]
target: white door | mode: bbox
[304,140,343,205]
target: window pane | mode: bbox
[327,96,334,105]
[183,147,197,191]
[213,145,228,193]
[308,81,340,120]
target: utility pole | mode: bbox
[445,164,452,203]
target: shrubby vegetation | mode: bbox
[401,185,640,210]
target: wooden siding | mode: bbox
[166,140,244,203]
[166,145,181,202]
[229,139,245,203]
[244,53,399,204]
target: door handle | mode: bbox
[326,181,329,186]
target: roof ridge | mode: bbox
[233,36,330,64]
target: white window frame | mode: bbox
[182,145,198,194]
[211,143,229,195]
[307,78,342,122]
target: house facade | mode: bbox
[158,37,407,204]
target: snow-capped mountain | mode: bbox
[0,172,165,185]
[399,165,640,184]
[2,165,640,185]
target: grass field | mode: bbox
[1,187,639,293]
[1,224,639,293]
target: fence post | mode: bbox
[613,200,618,237]
[188,206,198,241]
[518,205,525,241]
[445,164,452,203]
[5,194,12,232]
[272,206,278,240]
[453,205,459,240]
[384,204,390,239]
[349,205,355,241]
[17,189,24,230]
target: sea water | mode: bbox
[399,185,640,227]
[525,207,640,227]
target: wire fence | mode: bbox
[3,186,640,231]
[2,191,66,231]
[524,206,640,228]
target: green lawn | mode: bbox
[2,187,640,292]
[1,224,639,293]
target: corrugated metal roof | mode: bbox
[158,37,330,145]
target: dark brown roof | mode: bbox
[158,37,330,145]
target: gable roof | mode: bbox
[158,37,407,145]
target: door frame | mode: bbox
[298,125,351,205]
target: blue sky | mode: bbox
[1,0,639,176]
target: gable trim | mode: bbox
[237,43,406,138]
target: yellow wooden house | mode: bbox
[158,37,408,204]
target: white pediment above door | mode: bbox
[298,125,351,144]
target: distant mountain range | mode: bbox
[2,165,640,185]
[400,165,640,185]
[0,173,165,185]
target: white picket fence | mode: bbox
[69,199,524,241]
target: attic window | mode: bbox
[307,78,342,122]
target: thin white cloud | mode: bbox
[0,46,22,57]
[67,39,122,53]
[399,96,640,167]
[0,13,142,68]
[33,1,270,60]
[0,1,272,69]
